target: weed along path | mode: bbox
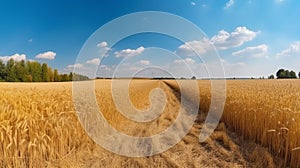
[0,79,293,167]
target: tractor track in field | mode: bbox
[160,80,284,168]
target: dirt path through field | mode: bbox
[65,80,282,167]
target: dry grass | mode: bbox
[0,79,298,167]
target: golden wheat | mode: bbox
[1,79,298,167]
[165,79,300,167]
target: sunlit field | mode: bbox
[166,79,300,167]
[0,79,299,167]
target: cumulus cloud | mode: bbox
[35,51,56,60]
[191,2,196,6]
[174,58,196,64]
[0,53,26,62]
[176,26,259,56]
[97,41,111,57]
[276,41,300,58]
[224,0,234,9]
[138,60,150,65]
[114,46,145,58]
[86,58,100,65]
[232,44,268,58]
[212,27,259,50]
[129,67,141,71]
[176,38,212,56]
[97,41,108,48]
[66,63,84,69]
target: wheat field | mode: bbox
[165,79,300,167]
[0,79,299,167]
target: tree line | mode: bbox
[0,59,89,82]
[268,69,300,79]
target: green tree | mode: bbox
[41,63,49,82]
[0,60,6,81]
[268,75,275,79]
[6,58,18,82]
[72,73,89,81]
[48,67,54,82]
[290,70,297,78]
[1,60,88,82]
[276,69,297,79]
[29,62,42,82]
[284,70,290,78]
[276,69,285,78]
[15,60,27,82]
[60,74,69,82]
[53,69,59,82]
[69,72,73,81]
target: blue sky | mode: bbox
[0,0,299,78]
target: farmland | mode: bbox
[0,80,299,167]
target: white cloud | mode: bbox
[97,41,108,48]
[0,53,26,62]
[174,58,196,64]
[224,0,234,9]
[28,38,33,43]
[212,27,259,50]
[97,41,111,57]
[276,41,300,58]
[66,63,84,69]
[86,58,100,65]
[35,51,56,60]
[232,44,268,58]
[114,46,145,58]
[138,60,150,65]
[191,2,196,6]
[176,26,259,56]
[129,67,141,71]
[176,38,212,56]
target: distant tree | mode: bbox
[48,67,54,82]
[0,60,88,82]
[290,70,297,78]
[41,63,49,82]
[69,72,73,81]
[26,74,33,82]
[60,74,69,82]
[268,75,275,79]
[191,76,196,80]
[30,62,42,82]
[276,69,297,79]
[72,73,89,81]
[299,72,300,78]
[0,60,6,81]
[15,60,27,81]
[6,58,18,82]
[53,69,59,82]
[276,69,285,79]
[284,70,290,78]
